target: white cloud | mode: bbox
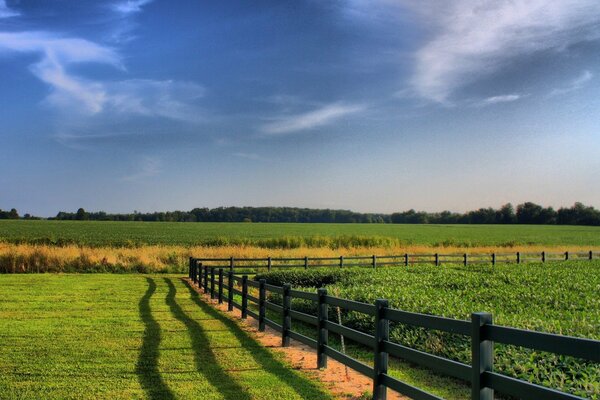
[0,31,120,113]
[260,102,366,135]
[482,94,522,105]
[0,0,18,18]
[0,32,204,122]
[550,70,594,96]
[112,0,153,15]
[121,156,161,181]
[408,1,600,102]
[106,79,205,123]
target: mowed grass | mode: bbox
[2,220,600,248]
[0,274,332,400]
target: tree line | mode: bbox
[3,202,600,226]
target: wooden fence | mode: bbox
[193,250,598,271]
[188,259,600,400]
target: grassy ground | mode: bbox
[2,220,600,248]
[0,274,332,400]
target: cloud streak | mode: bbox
[0,31,205,123]
[550,70,593,96]
[260,102,366,135]
[408,0,600,102]
[0,0,18,18]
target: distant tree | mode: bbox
[516,202,544,224]
[8,208,19,219]
[75,208,89,221]
[496,203,517,224]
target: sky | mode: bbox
[1,0,599,217]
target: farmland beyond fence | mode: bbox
[188,258,600,400]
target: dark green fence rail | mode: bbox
[192,250,598,272]
[188,259,600,400]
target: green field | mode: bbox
[0,274,331,400]
[256,261,600,399]
[2,220,600,248]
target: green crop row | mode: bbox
[2,220,600,248]
[255,262,600,398]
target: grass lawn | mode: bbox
[0,274,332,400]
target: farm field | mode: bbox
[0,274,331,400]
[2,220,600,248]
[255,261,600,399]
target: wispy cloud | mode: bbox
[550,70,594,96]
[260,102,366,135]
[407,1,600,102]
[0,32,205,123]
[121,156,161,181]
[0,0,18,18]
[480,93,523,106]
[0,31,121,113]
[112,0,153,15]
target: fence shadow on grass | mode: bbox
[136,277,176,400]
[181,278,332,400]
[164,278,253,400]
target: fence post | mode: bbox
[229,256,234,272]
[268,257,272,272]
[203,265,208,294]
[282,284,291,347]
[228,271,234,311]
[565,251,569,261]
[258,279,266,332]
[339,256,344,268]
[198,261,203,286]
[516,252,520,264]
[471,312,494,400]
[404,253,408,267]
[192,259,197,284]
[464,253,468,266]
[210,268,215,299]
[241,275,248,319]
[373,299,389,400]
[590,250,593,260]
[372,254,377,269]
[304,256,308,270]
[317,288,328,369]
[218,268,224,304]
[541,251,546,263]
[491,253,496,267]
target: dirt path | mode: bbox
[185,278,404,400]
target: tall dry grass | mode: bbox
[1,243,597,273]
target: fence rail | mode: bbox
[192,250,598,271]
[188,259,600,400]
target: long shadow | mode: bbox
[181,279,331,400]
[164,278,252,400]
[136,277,175,400]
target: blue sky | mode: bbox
[1,0,599,217]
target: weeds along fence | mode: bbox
[192,250,598,272]
[188,259,600,400]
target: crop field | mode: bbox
[255,261,600,399]
[0,274,331,400]
[2,220,600,248]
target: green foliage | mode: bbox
[2,220,600,248]
[258,262,600,398]
[256,269,351,287]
